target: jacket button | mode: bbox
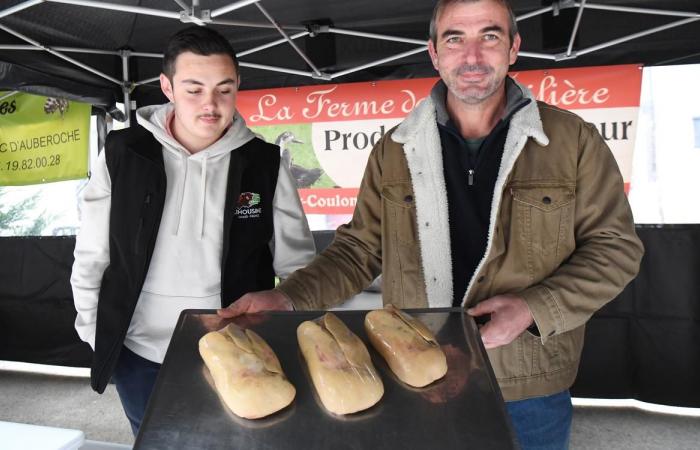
[542,196,552,205]
[404,195,413,203]
[477,276,485,283]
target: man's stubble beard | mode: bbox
[443,64,502,105]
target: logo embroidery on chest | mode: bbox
[235,192,262,219]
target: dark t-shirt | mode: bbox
[430,79,529,306]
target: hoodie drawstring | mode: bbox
[198,156,208,239]
[173,153,188,236]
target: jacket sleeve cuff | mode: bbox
[275,280,313,311]
[518,284,564,344]
[270,286,295,311]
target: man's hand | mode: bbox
[217,289,293,318]
[466,294,534,349]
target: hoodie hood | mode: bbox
[135,103,256,238]
[136,103,255,157]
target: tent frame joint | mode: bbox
[555,50,578,61]
[555,0,577,15]
[305,23,331,37]
[311,72,332,81]
[180,6,211,25]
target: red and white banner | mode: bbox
[238,64,642,216]
[512,64,642,192]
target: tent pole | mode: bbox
[328,28,426,46]
[518,51,558,60]
[210,18,305,30]
[172,0,188,12]
[121,51,132,128]
[47,0,180,19]
[174,0,298,29]
[0,23,122,85]
[238,31,309,57]
[516,6,554,22]
[135,76,161,87]
[210,0,259,18]
[0,45,120,56]
[0,0,44,20]
[576,16,700,57]
[131,52,163,58]
[567,0,587,57]
[239,62,315,78]
[254,2,326,79]
[575,2,699,18]
[329,47,428,80]
[132,34,316,85]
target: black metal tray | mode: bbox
[135,308,517,449]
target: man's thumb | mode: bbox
[217,296,250,318]
[466,300,494,316]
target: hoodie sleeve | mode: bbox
[269,160,316,279]
[70,150,112,349]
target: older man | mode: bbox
[222,1,643,448]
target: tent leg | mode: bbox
[121,50,132,127]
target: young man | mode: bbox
[71,26,315,435]
[220,1,644,448]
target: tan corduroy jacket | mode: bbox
[278,80,644,401]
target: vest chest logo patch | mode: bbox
[235,192,262,219]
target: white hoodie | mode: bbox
[71,103,316,363]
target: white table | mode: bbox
[0,421,84,450]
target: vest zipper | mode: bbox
[468,169,474,186]
[134,194,151,254]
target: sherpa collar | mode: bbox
[390,77,549,307]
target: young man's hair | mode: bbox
[429,0,519,46]
[162,26,240,79]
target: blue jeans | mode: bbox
[506,390,573,450]
[111,346,161,436]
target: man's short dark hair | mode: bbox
[429,0,518,47]
[162,26,240,79]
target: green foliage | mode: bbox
[0,187,52,236]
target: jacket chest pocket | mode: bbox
[510,183,574,267]
[381,182,417,246]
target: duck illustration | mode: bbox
[274,131,324,188]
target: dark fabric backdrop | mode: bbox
[0,236,92,366]
[1,225,698,407]
[570,225,700,407]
